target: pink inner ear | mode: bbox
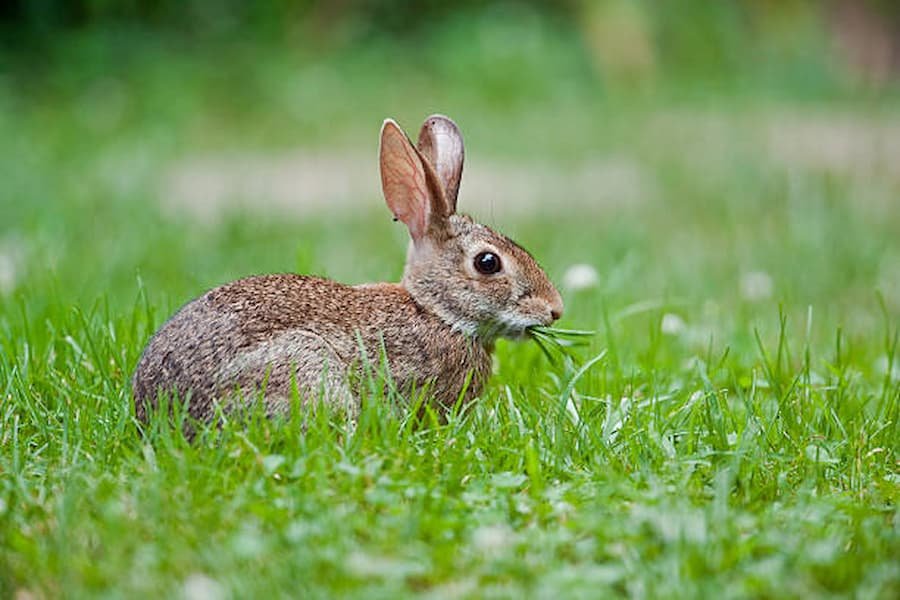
[380,122,432,243]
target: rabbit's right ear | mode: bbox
[380,119,451,245]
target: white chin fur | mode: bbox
[487,315,543,340]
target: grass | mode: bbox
[1,23,899,598]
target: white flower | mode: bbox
[740,270,773,301]
[562,263,599,291]
[875,356,900,381]
[182,574,223,600]
[345,551,425,579]
[660,313,686,335]
[472,524,515,555]
[0,253,15,295]
[0,236,23,295]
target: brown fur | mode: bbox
[133,274,491,423]
[132,115,562,426]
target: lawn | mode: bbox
[1,16,899,599]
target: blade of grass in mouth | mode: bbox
[530,326,595,338]
[528,326,596,364]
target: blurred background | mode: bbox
[0,0,898,364]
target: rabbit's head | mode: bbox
[380,115,563,342]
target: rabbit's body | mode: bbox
[134,273,491,422]
[134,115,562,425]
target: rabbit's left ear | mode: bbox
[380,119,451,245]
[417,115,464,213]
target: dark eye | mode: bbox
[474,251,502,275]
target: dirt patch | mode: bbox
[162,151,651,223]
[766,113,900,176]
[161,111,900,223]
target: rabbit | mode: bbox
[132,115,564,425]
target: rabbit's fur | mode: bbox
[133,115,563,424]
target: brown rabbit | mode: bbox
[133,115,563,424]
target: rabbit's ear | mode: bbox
[417,115,464,212]
[380,119,451,244]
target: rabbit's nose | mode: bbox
[548,291,564,322]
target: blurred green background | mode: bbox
[2,0,899,340]
[1,0,899,338]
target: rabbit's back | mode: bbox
[133,274,491,423]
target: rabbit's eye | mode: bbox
[474,252,502,275]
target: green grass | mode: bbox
[1,25,899,598]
